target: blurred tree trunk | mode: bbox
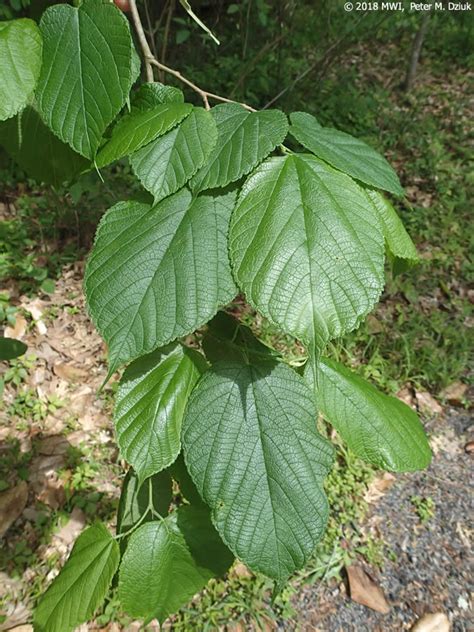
[404,12,431,91]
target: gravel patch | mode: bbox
[290,408,473,631]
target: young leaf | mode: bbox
[290,112,404,197]
[366,189,418,270]
[131,82,184,109]
[0,337,27,361]
[118,506,233,623]
[114,345,204,482]
[311,357,432,471]
[95,102,192,168]
[131,107,218,202]
[190,104,288,192]
[0,19,42,121]
[36,0,133,159]
[34,523,119,632]
[182,360,334,582]
[116,469,173,536]
[0,107,89,186]
[85,189,237,374]
[229,155,385,351]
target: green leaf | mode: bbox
[34,523,119,632]
[229,154,385,351]
[312,357,432,471]
[114,344,204,482]
[366,189,418,271]
[132,82,184,109]
[203,311,280,365]
[190,104,288,192]
[0,337,27,361]
[117,469,173,537]
[118,506,233,623]
[36,0,133,159]
[96,102,192,168]
[0,107,89,186]
[85,189,237,374]
[182,360,334,581]
[131,107,218,202]
[290,112,404,197]
[0,19,42,121]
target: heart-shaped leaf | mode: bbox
[36,0,134,159]
[85,189,237,374]
[182,360,334,581]
[118,506,233,623]
[229,154,385,351]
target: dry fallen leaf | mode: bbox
[0,481,28,537]
[440,382,468,406]
[364,473,397,504]
[21,298,48,335]
[415,391,443,416]
[4,314,27,340]
[52,506,86,547]
[346,565,390,614]
[411,612,450,632]
[53,362,89,382]
[397,386,416,409]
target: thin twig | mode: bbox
[129,0,255,111]
[148,58,255,111]
[263,10,370,109]
[129,0,155,82]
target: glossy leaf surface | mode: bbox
[114,344,203,482]
[35,523,119,632]
[131,107,218,202]
[190,104,288,192]
[290,112,404,197]
[314,357,432,471]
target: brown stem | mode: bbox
[404,11,431,92]
[129,0,155,82]
[129,0,255,111]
